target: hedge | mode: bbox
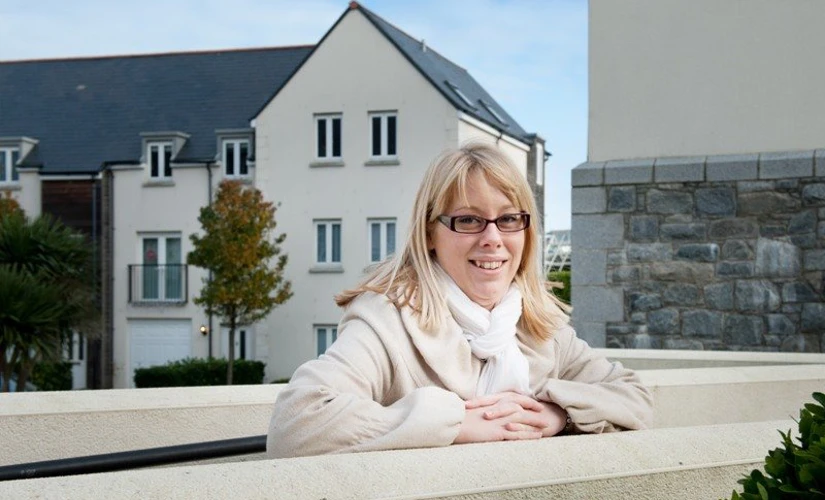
[547,270,571,304]
[31,361,73,391]
[134,357,266,388]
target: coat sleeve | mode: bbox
[533,327,654,433]
[266,310,465,458]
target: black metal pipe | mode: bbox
[0,434,266,482]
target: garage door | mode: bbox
[129,319,192,387]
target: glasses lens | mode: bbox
[496,213,527,231]
[453,215,485,233]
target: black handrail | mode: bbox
[0,434,267,482]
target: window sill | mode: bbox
[143,179,176,187]
[0,183,22,191]
[310,160,345,168]
[364,158,400,167]
[309,264,344,274]
[129,300,188,307]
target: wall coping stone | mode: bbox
[604,158,654,185]
[816,149,825,177]
[572,161,605,186]
[759,150,814,179]
[654,156,706,182]
[706,153,759,181]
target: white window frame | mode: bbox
[222,138,251,178]
[0,147,21,184]
[138,233,183,302]
[369,112,398,159]
[367,218,396,263]
[147,141,173,179]
[314,219,342,265]
[315,114,342,160]
[314,324,338,357]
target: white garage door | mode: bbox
[129,319,192,387]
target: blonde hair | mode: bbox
[335,143,570,341]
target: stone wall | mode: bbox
[571,149,825,351]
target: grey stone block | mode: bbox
[629,215,659,242]
[571,187,607,214]
[706,154,758,181]
[801,303,825,332]
[572,321,606,348]
[604,158,654,185]
[761,225,788,238]
[802,183,825,205]
[571,286,624,322]
[816,150,825,177]
[606,250,627,266]
[767,314,796,336]
[721,240,753,260]
[781,334,821,353]
[804,249,825,271]
[696,188,736,217]
[648,308,680,334]
[654,156,705,183]
[607,186,636,212]
[788,210,817,234]
[675,243,719,262]
[791,233,817,249]
[738,180,774,193]
[572,161,605,186]
[660,223,707,241]
[708,218,759,239]
[610,266,640,284]
[756,238,800,278]
[650,261,714,282]
[683,310,723,337]
[724,315,764,345]
[629,333,657,349]
[735,280,781,313]
[704,282,734,310]
[759,150,814,179]
[571,250,607,285]
[739,192,800,215]
[647,189,693,214]
[629,292,662,312]
[776,179,800,191]
[782,282,820,303]
[626,243,672,262]
[663,284,701,305]
[572,214,625,250]
[716,261,755,278]
[819,222,825,239]
[662,338,705,350]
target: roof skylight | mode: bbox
[445,81,475,108]
[480,99,508,126]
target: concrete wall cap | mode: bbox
[572,161,605,186]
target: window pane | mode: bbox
[239,330,246,360]
[142,239,159,300]
[165,238,182,300]
[11,150,20,181]
[332,328,338,342]
[317,118,327,158]
[317,328,327,356]
[225,142,235,176]
[387,222,396,255]
[0,151,6,182]
[387,116,396,156]
[316,224,326,263]
[166,238,181,263]
[240,142,249,176]
[372,116,381,156]
[371,223,381,262]
[150,146,159,177]
[332,223,341,263]
[163,145,172,177]
[332,118,341,157]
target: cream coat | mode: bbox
[267,292,654,458]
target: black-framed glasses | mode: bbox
[437,212,530,234]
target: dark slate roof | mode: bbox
[357,4,533,144]
[0,46,312,174]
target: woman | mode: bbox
[267,143,653,458]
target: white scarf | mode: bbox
[434,264,530,396]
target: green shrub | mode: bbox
[727,391,825,499]
[134,357,266,388]
[547,270,571,304]
[30,361,73,391]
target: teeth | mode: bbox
[473,261,503,270]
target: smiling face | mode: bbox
[429,171,526,310]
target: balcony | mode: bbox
[128,264,188,305]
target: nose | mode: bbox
[478,220,503,247]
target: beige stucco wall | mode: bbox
[589,0,825,161]
[254,9,460,380]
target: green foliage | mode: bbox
[547,270,571,304]
[726,392,825,499]
[30,361,73,391]
[133,357,266,388]
[188,180,292,384]
[0,212,97,392]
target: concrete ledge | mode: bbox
[0,420,794,499]
[598,347,825,370]
[759,150,814,179]
[572,161,605,186]
[654,156,705,183]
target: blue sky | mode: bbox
[0,0,587,231]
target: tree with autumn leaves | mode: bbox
[188,180,292,384]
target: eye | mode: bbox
[498,214,520,224]
[455,215,482,225]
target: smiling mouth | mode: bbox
[471,260,505,270]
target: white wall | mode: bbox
[457,114,529,176]
[589,0,825,161]
[255,9,459,379]
[13,170,41,217]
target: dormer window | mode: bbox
[480,99,508,126]
[223,139,250,178]
[148,142,173,179]
[0,147,21,184]
[446,81,475,108]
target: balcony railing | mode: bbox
[128,264,188,305]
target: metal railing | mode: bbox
[128,264,188,304]
[0,435,266,481]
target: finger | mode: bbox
[505,421,543,432]
[465,394,505,409]
[503,429,543,441]
[508,411,552,429]
[507,395,544,412]
[482,402,522,420]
